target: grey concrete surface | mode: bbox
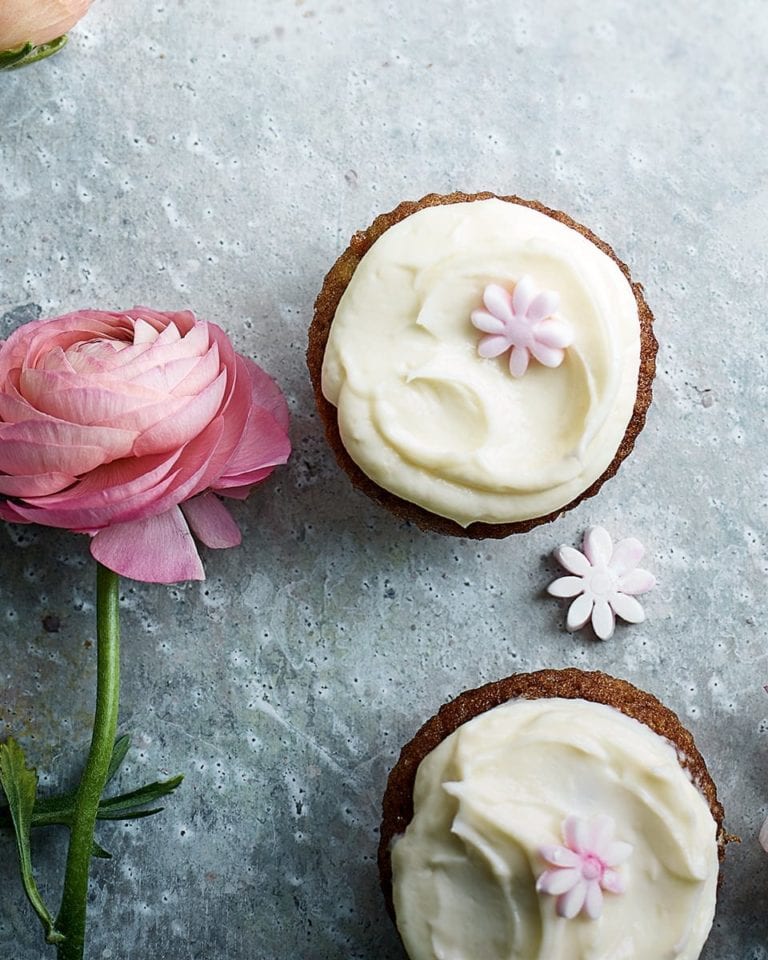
[1,0,767,957]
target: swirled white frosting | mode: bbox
[391,697,719,960]
[321,199,642,525]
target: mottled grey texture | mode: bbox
[0,0,766,957]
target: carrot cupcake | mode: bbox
[308,193,657,537]
[379,669,726,960]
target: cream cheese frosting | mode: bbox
[391,697,719,960]
[321,198,642,526]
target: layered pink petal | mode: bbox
[215,406,291,487]
[0,308,290,582]
[0,420,134,475]
[0,471,75,497]
[242,358,290,432]
[181,493,241,549]
[132,369,227,457]
[90,507,205,583]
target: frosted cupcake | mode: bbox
[379,669,727,960]
[308,193,657,537]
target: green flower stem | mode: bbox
[55,564,121,960]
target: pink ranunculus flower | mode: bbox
[0,0,92,51]
[0,308,291,583]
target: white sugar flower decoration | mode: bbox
[470,276,574,378]
[547,526,656,640]
[537,814,633,920]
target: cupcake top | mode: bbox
[320,197,646,527]
[390,696,719,960]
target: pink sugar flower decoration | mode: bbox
[470,276,574,378]
[547,526,656,641]
[536,814,633,920]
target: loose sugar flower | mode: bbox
[537,815,633,920]
[470,276,574,377]
[759,817,768,854]
[547,526,655,640]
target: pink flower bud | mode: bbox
[0,0,92,52]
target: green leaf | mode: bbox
[0,35,68,71]
[105,735,131,785]
[0,740,65,945]
[92,841,112,860]
[96,775,184,820]
[0,43,33,70]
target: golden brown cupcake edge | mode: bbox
[377,667,728,922]
[307,191,658,538]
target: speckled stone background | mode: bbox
[0,1,766,957]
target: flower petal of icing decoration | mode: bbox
[470,276,573,378]
[470,309,506,335]
[540,845,581,868]
[610,537,646,576]
[509,345,530,378]
[537,867,582,896]
[547,576,584,598]
[591,599,615,640]
[534,318,574,349]
[477,334,511,359]
[619,569,656,595]
[584,881,603,920]
[549,526,655,640]
[527,289,560,322]
[529,341,565,369]
[583,525,613,566]
[566,593,594,631]
[759,816,768,854]
[610,593,646,624]
[512,275,537,314]
[482,284,515,323]
[554,545,591,576]
[537,815,632,921]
